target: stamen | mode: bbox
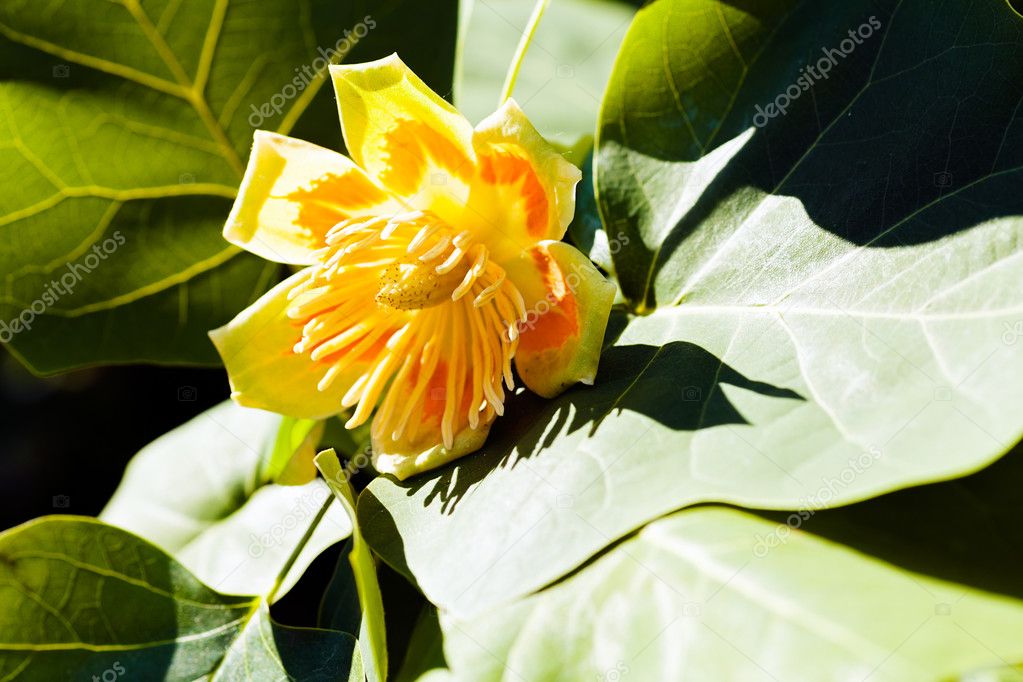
[291,207,522,449]
[408,223,440,254]
[382,210,424,239]
[435,247,465,274]
[341,373,370,409]
[391,335,441,441]
[346,325,413,427]
[324,219,362,244]
[418,234,451,262]
[473,267,507,307]
[317,362,347,392]
[309,321,373,361]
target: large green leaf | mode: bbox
[0,517,358,681]
[0,0,458,373]
[211,602,361,682]
[438,505,1023,681]
[101,401,352,600]
[359,0,1023,618]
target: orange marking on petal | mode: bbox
[380,120,472,195]
[314,329,395,365]
[479,151,549,237]
[519,250,580,353]
[287,171,388,231]
[418,359,476,424]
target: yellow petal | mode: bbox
[372,419,491,481]
[465,99,583,263]
[210,270,364,419]
[507,241,616,398]
[330,54,475,223]
[225,131,400,265]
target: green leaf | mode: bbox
[394,607,446,682]
[317,450,387,682]
[0,517,358,681]
[101,401,352,601]
[263,416,325,485]
[0,0,459,373]
[457,0,634,144]
[319,538,361,636]
[438,505,1023,682]
[360,0,1023,618]
[211,601,360,682]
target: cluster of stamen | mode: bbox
[285,211,526,449]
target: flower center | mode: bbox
[375,255,470,310]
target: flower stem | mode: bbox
[266,493,332,604]
[499,0,551,104]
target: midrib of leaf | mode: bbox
[0,0,347,318]
[120,0,244,176]
[0,244,240,316]
[0,184,238,229]
[2,550,251,609]
[0,517,261,655]
[0,614,255,652]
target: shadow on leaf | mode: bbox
[385,331,802,515]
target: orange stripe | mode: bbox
[518,249,579,352]
[286,170,389,231]
[417,360,476,423]
[479,151,549,237]
[380,119,473,195]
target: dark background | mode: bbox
[0,354,229,530]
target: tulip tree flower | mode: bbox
[211,54,615,479]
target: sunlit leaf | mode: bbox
[101,401,352,600]
[360,0,1023,619]
[439,506,1023,681]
